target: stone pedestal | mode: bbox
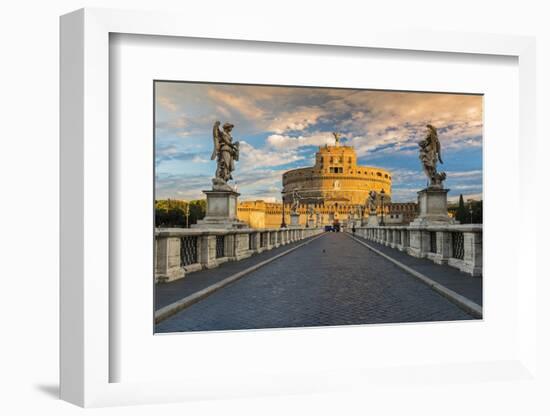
[193,189,247,229]
[366,213,380,227]
[290,213,300,227]
[410,187,454,226]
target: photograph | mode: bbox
[153,81,483,333]
[3,0,540,412]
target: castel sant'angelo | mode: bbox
[237,135,397,228]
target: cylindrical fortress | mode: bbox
[282,143,392,206]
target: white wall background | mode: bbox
[0,1,548,415]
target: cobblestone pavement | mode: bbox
[351,233,483,305]
[155,234,322,310]
[156,232,476,333]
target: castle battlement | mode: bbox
[282,144,392,206]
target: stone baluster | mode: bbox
[400,229,407,251]
[251,231,260,253]
[462,231,482,276]
[200,234,218,268]
[233,232,251,260]
[432,231,451,265]
[155,236,184,283]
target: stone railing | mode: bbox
[349,224,482,277]
[155,227,324,283]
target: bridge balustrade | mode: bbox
[347,224,482,277]
[155,227,324,283]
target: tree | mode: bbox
[188,199,206,226]
[470,199,483,224]
[154,199,206,228]
[455,194,468,224]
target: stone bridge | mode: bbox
[154,224,482,332]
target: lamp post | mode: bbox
[185,203,190,228]
[380,189,386,226]
[469,201,473,224]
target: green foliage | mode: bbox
[453,194,483,224]
[470,199,483,224]
[155,199,206,228]
[455,194,468,223]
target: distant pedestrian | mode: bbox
[352,224,356,235]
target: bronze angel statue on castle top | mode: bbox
[418,124,446,188]
[211,121,240,189]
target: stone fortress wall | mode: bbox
[282,143,392,206]
[238,200,372,229]
[237,142,398,229]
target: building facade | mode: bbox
[384,202,419,225]
[237,200,366,229]
[237,141,399,229]
[282,142,392,206]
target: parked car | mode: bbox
[324,225,333,232]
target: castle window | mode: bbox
[377,172,382,177]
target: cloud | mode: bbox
[266,107,327,133]
[207,88,265,120]
[266,132,335,150]
[388,168,425,185]
[451,184,483,191]
[382,168,482,202]
[154,82,483,203]
[155,143,209,165]
[446,170,483,179]
[155,172,211,200]
[156,95,178,112]
[390,188,420,202]
[191,155,210,163]
[331,92,483,157]
[238,141,304,171]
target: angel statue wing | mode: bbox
[427,124,443,165]
[211,121,221,160]
[435,135,443,164]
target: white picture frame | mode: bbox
[60,8,537,408]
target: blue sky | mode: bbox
[155,82,482,203]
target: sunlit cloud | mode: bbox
[155,82,483,202]
[207,88,266,120]
[266,132,334,150]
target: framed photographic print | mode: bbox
[152,81,483,334]
[60,8,537,408]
